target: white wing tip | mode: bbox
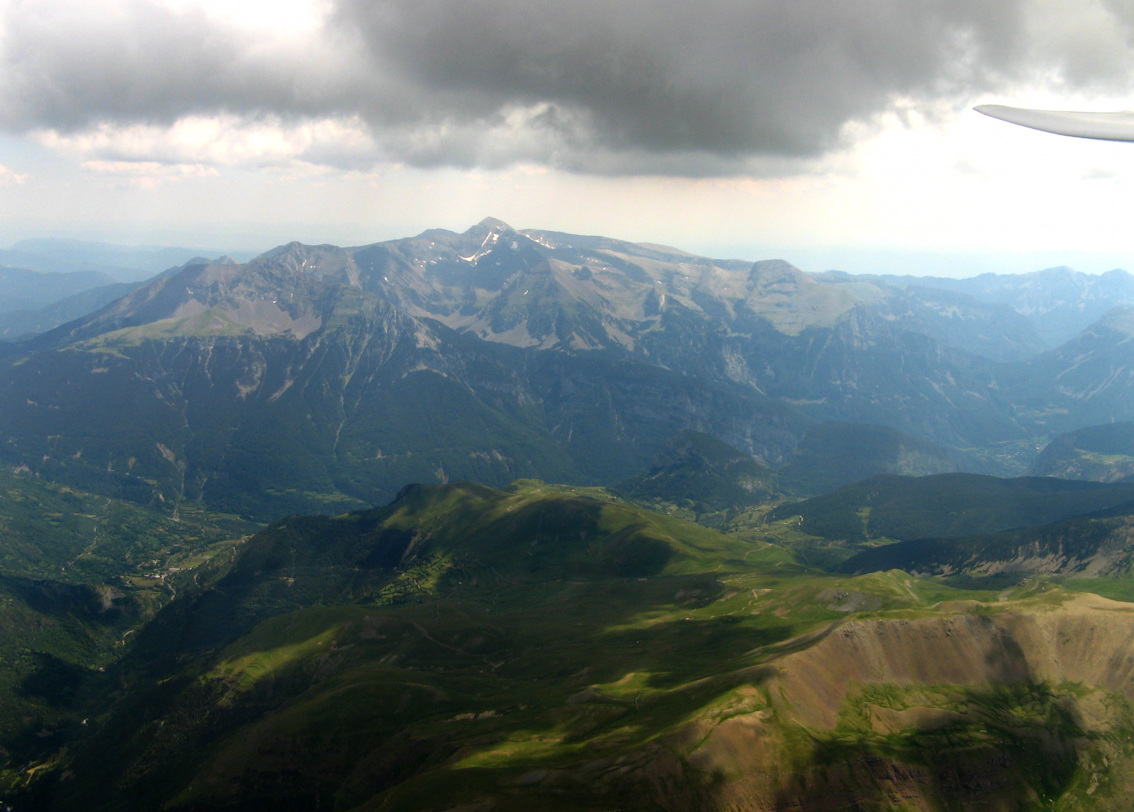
[972,104,1134,141]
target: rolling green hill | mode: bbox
[9,480,1134,811]
[125,479,760,654]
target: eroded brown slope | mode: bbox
[674,594,1134,811]
[775,594,1134,729]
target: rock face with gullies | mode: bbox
[776,595,1134,734]
[727,595,1134,809]
[1016,306,1134,434]
[3,219,1134,516]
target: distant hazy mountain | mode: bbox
[1,238,259,282]
[352,220,1051,450]
[1,235,810,516]
[1,219,1133,517]
[955,267,1134,346]
[0,281,140,340]
[843,265,1134,347]
[0,241,257,339]
[868,284,1047,362]
[1011,306,1134,436]
[0,265,118,313]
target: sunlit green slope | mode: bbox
[9,480,1129,812]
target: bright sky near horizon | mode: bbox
[2,0,1134,277]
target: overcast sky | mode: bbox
[3,0,1134,276]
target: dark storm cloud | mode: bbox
[5,0,1134,175]
[0,0,369,128]
[337,0,1026,157]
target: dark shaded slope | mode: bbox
[718,307,1030,451]
[770,473,1134,541]
[617,430,777,512]
[841,509,1134,578]
[1030,420,1134,482]
[41,481,764,810]
[114,481,751,665]
[0,467,253,776]
[777,421,959,496]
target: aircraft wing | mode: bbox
[975,104,1134,141]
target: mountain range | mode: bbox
[833,264,1134,346]
[0,219,1132,520]
[6,220,1134,809]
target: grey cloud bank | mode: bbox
[4,0,1134,176]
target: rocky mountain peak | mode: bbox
[476,216,515,232]
[177,255,215,270]
[1035,265,1077,279]
[461,217,518,247]
[253,242,354,277]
